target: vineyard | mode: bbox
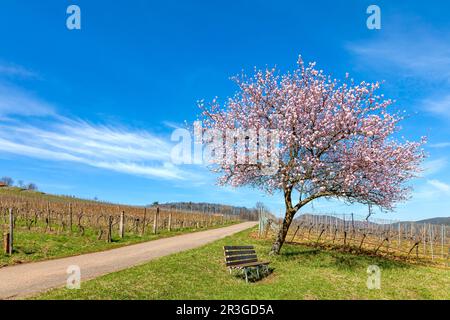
[260,213,450,266]
[0,188,241,257]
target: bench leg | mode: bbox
[256,267,260,279]
[244,268,249,283]
[263,265,269,275]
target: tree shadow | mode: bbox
[22,248,37,255]
[233,266,274,283]
[282,242,412,271]
[330,252,412,271]
[282,248,321,258]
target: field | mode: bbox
[270,213,450,266]
[0,188,239,267]
[35,228,450,300]
[2,188,448,300]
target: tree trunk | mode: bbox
[270,209,296,255]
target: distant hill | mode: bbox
[413,217,450,226]
[0,186,139,207]
[389,217,450,227]
[294,213,450,227]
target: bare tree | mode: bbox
[1,176,14,186]
[26,183,38,191]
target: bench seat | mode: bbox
[223,245,270,282]
[228,261,270,269]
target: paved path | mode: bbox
[0,221,257,299]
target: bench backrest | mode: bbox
[224,245,258,267]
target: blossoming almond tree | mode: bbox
[200,57,426,254]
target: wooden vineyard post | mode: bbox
[46,201,51,232]
[7,208,13,254]
[174,208,179,229]
[264,220,271,239]
[168,212,172,232]
[343,214,347,247]
[290,225,300,242]
[423,225,426,256]
[182,212,186,229]
[327,215,331,239]
[69,202,73,233]
[119,211,125,239]
[335,217,338,243]
[107,215,113,243]
[258,209,262,238]
[442,225,445,259]
[153,207,159,234]
[3,233,10,255]
[351,213,355,233]
[141,208,147,236]
[428,224,434,260]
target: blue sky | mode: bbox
[0,0,449,221]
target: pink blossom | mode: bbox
[200,56,426,254]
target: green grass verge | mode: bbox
[35,228,450,300]
[0,222,237,268]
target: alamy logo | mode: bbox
[66,5,81,30]
[66,265,81,289]
[170,121,280,175]
[366,265,381,289]
[366,5,381,30]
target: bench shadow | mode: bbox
[233,267,274,283]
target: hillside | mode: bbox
[414,217,450,226]
[0,186,124,206]
[0,188,260,220]
[294,213,450,227]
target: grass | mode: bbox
[35,228,450,300]
[0,222,237,268]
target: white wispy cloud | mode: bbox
[427,179,450,193]
[346,26,450,81]
[0,116,194,181]
[429,142,450,148]
[346,16,450,120]
[162,120,186,130]
[412,178,450,201]
[421,94,450,118]
[0,83,54,117]
[0,72,202,181]
[0,62,38,79]
[420,157,447,176]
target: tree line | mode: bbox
[0,176,38,191]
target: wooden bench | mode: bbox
[223,245,270,282]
